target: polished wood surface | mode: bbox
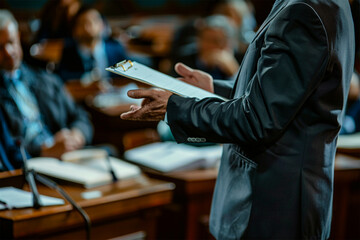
[146,154,360,240]
[145,168,217,240]
[0,173,174,239]
[331,154,360,239]
[2,154,359,239]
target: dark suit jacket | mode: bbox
[0,64,93,157]
[167,0,355,239]
[0,109,23,171]
[58,38,128,82]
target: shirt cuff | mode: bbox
[164,112,168,124]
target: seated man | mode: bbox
[57,6,128,83]
[171,15,243,80]
[0,10,93,159]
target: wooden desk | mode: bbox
[0,172,174,239]
[145,168,217,240]
[331,154,360,239]
[145,154,360,240]
[84,93,158,154]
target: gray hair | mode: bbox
[201,14,236,39]
[0,9,18,30]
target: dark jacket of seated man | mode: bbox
[0,63,93,157]
[58,37,128,82]
[0,109,23,171]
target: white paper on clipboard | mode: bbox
[106,60,228,101]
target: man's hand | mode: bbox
[40,128,85,158]
[175,63,214,93]
[205,50,239,77]
[120,88,173,121]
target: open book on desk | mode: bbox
[27,149,141,188]
[0,187,64,210]
[106,60,228,101]
[124,142,223,173]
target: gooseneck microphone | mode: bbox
[106,154,118,182]
[16,139,91,239]
[16,139,42,209]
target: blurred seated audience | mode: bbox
[0,108,24,171]
[350,0,360,72]
[169,0,255,67]
[171,15,243,80]
[213,0,257,53]
[0,10,93,159]
[340,71,360,134]
[338,0,359,134]
[35,0,81,42]
[57,6,128,84]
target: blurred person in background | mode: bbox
[57,6,128,84]
[0,9,93,159]
[171,15,243,80]
[35,0,81,41]
[213,0,257,53]
[338,0,360,134]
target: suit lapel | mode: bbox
[230,1,289,98]
[251,0,288,43]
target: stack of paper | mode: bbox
[0,187,64,210]
[28,149,141,188]
[337,132,360,149]
[124,141,223,173]
[106,61,227,101]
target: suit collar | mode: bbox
[251,0,288,43]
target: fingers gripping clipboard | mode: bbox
[106,60,228,101]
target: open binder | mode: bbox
[106,60,228,101]
[124,141,223,173]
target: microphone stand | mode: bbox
[106,154,118,183]
[17,140,92,239]
[18,140,41,209]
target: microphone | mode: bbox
[16,139,42,209]
[15,140,91,239]
[106,154,118,182]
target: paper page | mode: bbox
[337,132,360,149]
[0,187,64,209]
[124,142,222,172]
[78,157,141,180]
[28,158,112,188]
[106,61,228,101]
[29,155,141,188]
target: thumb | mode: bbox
[175,62,194,78]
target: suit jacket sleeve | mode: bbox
[213,79,236,98]
[167,4,329,150]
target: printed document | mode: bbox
[106,61,228,101]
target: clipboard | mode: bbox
[106,60,228,101]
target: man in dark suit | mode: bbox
[121,0,355,238]
[58,6,128,83]
[0,10,93,159]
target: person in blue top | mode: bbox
[57,6,128,83]
[0,10,93,159]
